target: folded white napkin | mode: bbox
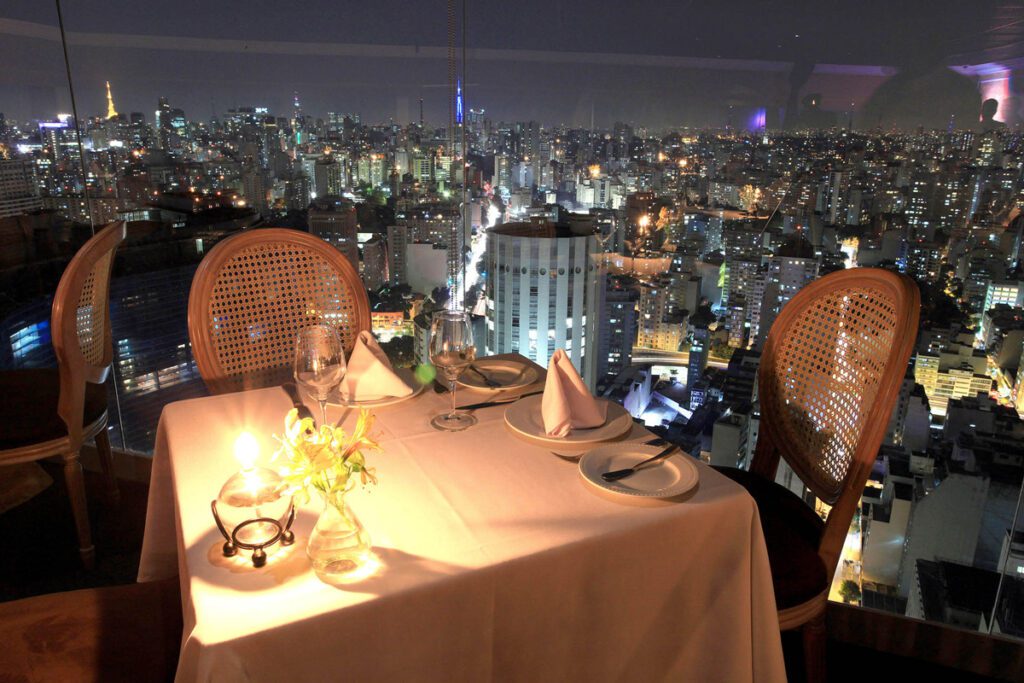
[345,331,413,399]
[541,349,607,437]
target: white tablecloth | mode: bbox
[139,364,786,682]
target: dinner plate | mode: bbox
[328,367,426,408]
[578,443,699,500]
[503,394,633,446]
[457,357,539,391]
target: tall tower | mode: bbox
[292,91,303,145]
[105,81,118,120]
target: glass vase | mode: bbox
[306,494,372,584]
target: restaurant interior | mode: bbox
[2,2,1024,682]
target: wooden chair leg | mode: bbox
[95,426,119,504]
[802,613,826,683]
[63,451,95,570]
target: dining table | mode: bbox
[138,353,787,682]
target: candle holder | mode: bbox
[211,433,296,568]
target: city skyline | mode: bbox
[2,2,1022,130]
[3,79,1019,138]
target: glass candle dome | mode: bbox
[211,433,295,567]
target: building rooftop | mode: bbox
[489,219,596,239]
[777,234,816,259]
[917,559,1001,623]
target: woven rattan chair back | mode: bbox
[188,228,371,395]
[51,222,126,446]
[752,268,919,575]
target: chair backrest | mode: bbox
[51,222,127,446]
[188,228,371,395]
[752,267,920,578]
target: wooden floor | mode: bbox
[0,462,146,602]
[0,462,1004,682]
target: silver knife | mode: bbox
[458,390,543,411]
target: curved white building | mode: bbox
[485,219,603,388]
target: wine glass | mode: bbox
[294,324,346,428]
[429,309,477,432]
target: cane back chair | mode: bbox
[716,267,920,683]
[0,221,126,568]
[188,228,371,395]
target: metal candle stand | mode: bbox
[211,500,297,568]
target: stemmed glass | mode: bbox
[294,324,346,428]
[429,309,477,432]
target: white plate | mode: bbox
[328,367,426,408]
[457,358,539,391]
[579,443,699,500]
[504,394,633,446]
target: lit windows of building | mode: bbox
[308,196,359,270]
[0,158,42,218]
[596,276,639,388]
[485,218,603,388]
[913,346,992,417]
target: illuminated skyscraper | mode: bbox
[155,97,188,153]
[596,275,639,386]
[755,235,819,348]
[485,218,604,387]
[313,158,344,198]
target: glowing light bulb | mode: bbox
[234,432,259,470]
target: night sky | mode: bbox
[0,1,1019,129]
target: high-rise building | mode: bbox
[596,275,639,385]
[723,257,761,308]
[905,240,942,283]
[711,405,751,468]
[282,173,310,211]
[155,97,188,153]
[313,158,344,198]
[387,224,411,286]
[636,277,685,351]
[241,169,268,214]
[412,155,434,184]
[688,304,715,390]
[485,218,604,387]
[38,117,76,163]
[362,234,388,292]
[913,339,992,417]
[493,153,511,191]
[983,280,1024,313]
[308,197,359,270]
[625,191,657,249]
[755,236,819,348]
[0,159,42,218]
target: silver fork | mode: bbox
[467,364,502,388]
[601,444,679,481]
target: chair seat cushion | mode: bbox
[0,578,182,683]
[0,369,108,451]
[715,466,828,610]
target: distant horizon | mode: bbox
[0,13,1017,131]
[0,99,1008,139]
